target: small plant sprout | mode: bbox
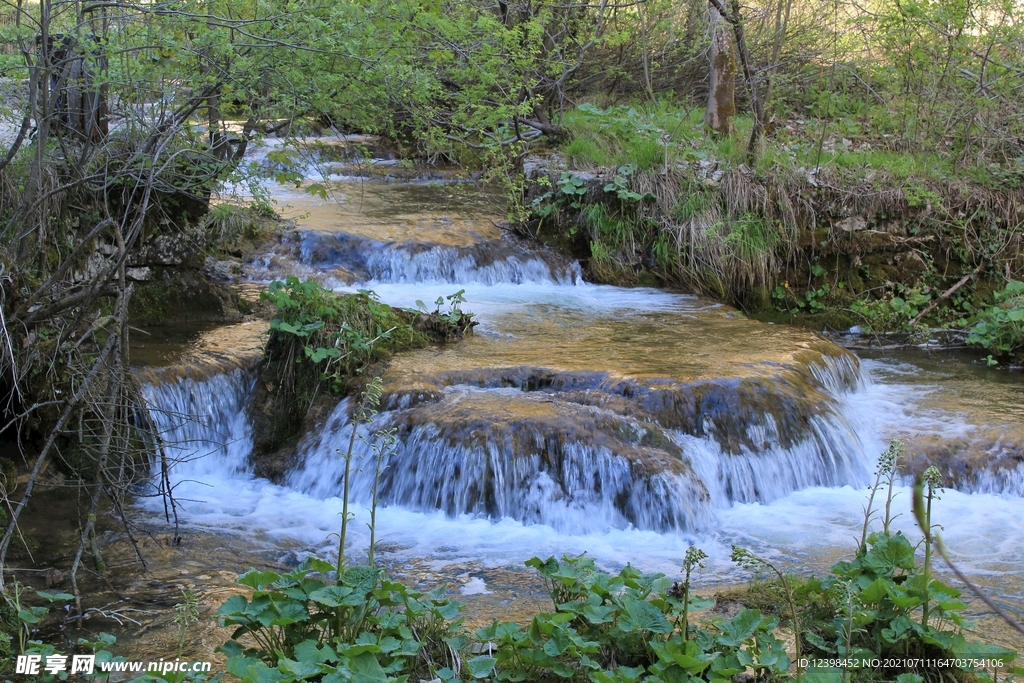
[860,438,905,551]
[919,465,943,629]
[881,439,905,534]
[678,545,708,639]
[731,546,802,683]
[174,588,200,656]
[336,376,385,580]
[837,579,858,683]
[365,424,397,567]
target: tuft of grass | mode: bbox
[563,136,611,167]
[624,137,665,170]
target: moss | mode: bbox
[715,578,792,621]
[128,268,239,326]
[714,575,834,628]
[750,307,860,333]
[635,271,663,288]
[0,596,17,670]
[249,286,476,477]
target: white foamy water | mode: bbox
[136,298,1024,592]
[139,167,1024,624]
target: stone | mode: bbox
[836,216,868,232]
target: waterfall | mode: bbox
[285,391,716,534]
[292,231,582,286]
[139,367,256,482]
[130,169,1024,583]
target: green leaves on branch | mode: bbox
[964,280,1024,365]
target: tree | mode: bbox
[704,3,737,135]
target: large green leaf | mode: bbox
[619,598,672,634]
[717,609,763,647]
[349,652,388,683]
[863,533,916,575]
[309,585,354,607]
[277,657,325,679]
[468,655,497,678]
[582,604,617,624]
[859,577,891,604]
[239,569,284,590]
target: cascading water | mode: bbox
[138,368,256,497]
[136,159,1024,615]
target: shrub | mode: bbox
[964,280,1024,365]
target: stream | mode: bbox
[131,141,1024,655]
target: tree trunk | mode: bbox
[704,5,737,136]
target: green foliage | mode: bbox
[558,173,590,208]
[213,492,1021,683]
[529,173,589,220]
[478,554,786,682]
[2,584,126,682]
[722,213,778,264]
[795,529,1006,680]
[253,279,473,453]
[904,185,942,210]
[562,102,697,172]
[773,264,847,315]
[175,589,201,656]
[217,559,464,683]
[793,446,1019,681]
[964,280,1024,364]
[262,278,395,392]
[847,286,932,332]
[415,289,474,338]
[213,552,787,683]
[603,165,653,203]
[261,278,473,395]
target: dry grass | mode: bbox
[549,157,1024,305]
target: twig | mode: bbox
[908,262,985,326]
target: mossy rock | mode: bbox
[249,285,476,477]
[128,268,241,326]
[0,596,17,670]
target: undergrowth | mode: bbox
[962,280,1024,365]
[251,278,475,454]
[530,99,1024,336]
[3,444,1020,683]
[559,99,1005,183]
[203,442,1020,683]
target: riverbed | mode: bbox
[125,143,1024,661]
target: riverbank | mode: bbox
[514,104,1024,365]
[11,494,1023,681]
[3,139,1023,681]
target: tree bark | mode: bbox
[704,4,737,136]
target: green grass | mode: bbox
[558,97,990,184]
[563,136,612,167]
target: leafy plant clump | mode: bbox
[217,559,465,683]
[251,277,475,455]
[474,555,788,683]
[964,280,1024,365]
[215,554,789,683]
[2,585,129,682]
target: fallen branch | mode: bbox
[908,262,985,326]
